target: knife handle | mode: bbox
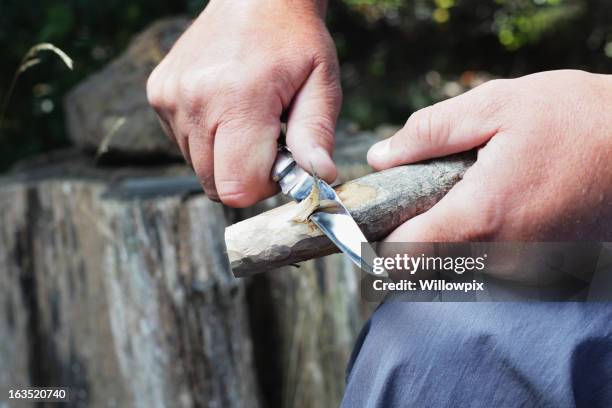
[271,145,296,182]
[271,145,315,201]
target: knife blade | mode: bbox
[271,146,384,278]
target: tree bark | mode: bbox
[226,152,476,277]
[246,255,373,408]
[0,170,260,408]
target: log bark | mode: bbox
[246,256,374,408]
[226,152,476,277]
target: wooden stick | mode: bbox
[225,152,476,277]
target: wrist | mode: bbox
[310,0,328,17]
[604,73,612,91]
[207,0,327,18]
[275,0,328,19]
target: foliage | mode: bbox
[0,42,73,133]
[330,0,612,127]
[0,0,204,170]
[1,0,611,170]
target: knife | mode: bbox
[271,146,384,278]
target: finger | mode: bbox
[148,71,187,161]
[169,108,195,166]
[175,67,223,200]
[383,177,498,243]
[368,81,504,171]
[156,108,194,168]
[156,116,177,149]
[286,62,342,183]
[189,121,219,201]
[213,107,281,208]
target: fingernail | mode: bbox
[304,146,336,181]
[313,146,333,163]
[368,139,390,161]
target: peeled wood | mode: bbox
[226,152,476,277]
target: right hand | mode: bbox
[367,70,612,243]
[147,0,341,207]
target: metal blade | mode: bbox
[310,179,386,278]
[271,146,384,277]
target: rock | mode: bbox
[64,17,191,160]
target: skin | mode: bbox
[147,0,340,207]
[148,5,612,243]
[369,70,612,242]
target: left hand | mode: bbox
[146,0,341,207]
[367,70,612,242]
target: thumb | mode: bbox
[286,62,342,183]
[368,82,502,171]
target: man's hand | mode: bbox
[368,70,612,241]
[147,0,341,207]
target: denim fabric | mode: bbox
[342,302,612,408]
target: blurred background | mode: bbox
[1,1,612,408]
[2,0,612,170]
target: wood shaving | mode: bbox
[291,177,321,223]
[291,165,343,224]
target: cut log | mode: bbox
[0,170,260,408]
[246,256,373,408]
[0,184,32,398]
[226,152,476,277]
[0,127,388,408]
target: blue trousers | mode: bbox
[342,302,612,407]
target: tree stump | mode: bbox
[0,126,386,408]
[0,166,259,408]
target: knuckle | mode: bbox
[295,114,335,151]
[215,180,255,208]
[476,79,512,118]
[405,105,440,147]
[323,77,343,106]
[148,79,179,117]
[217,72,259,108]
[229,62,278,89]
[314,55,341,82]
[259,63,296,102]
[415,106,434,145]
[218,106,256,131]
[216,60,294,109]
[178,72,210,117]
[265,62,292,84]
[480,78,508,93]
[146,67,165,109]
[480,98,506,121]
